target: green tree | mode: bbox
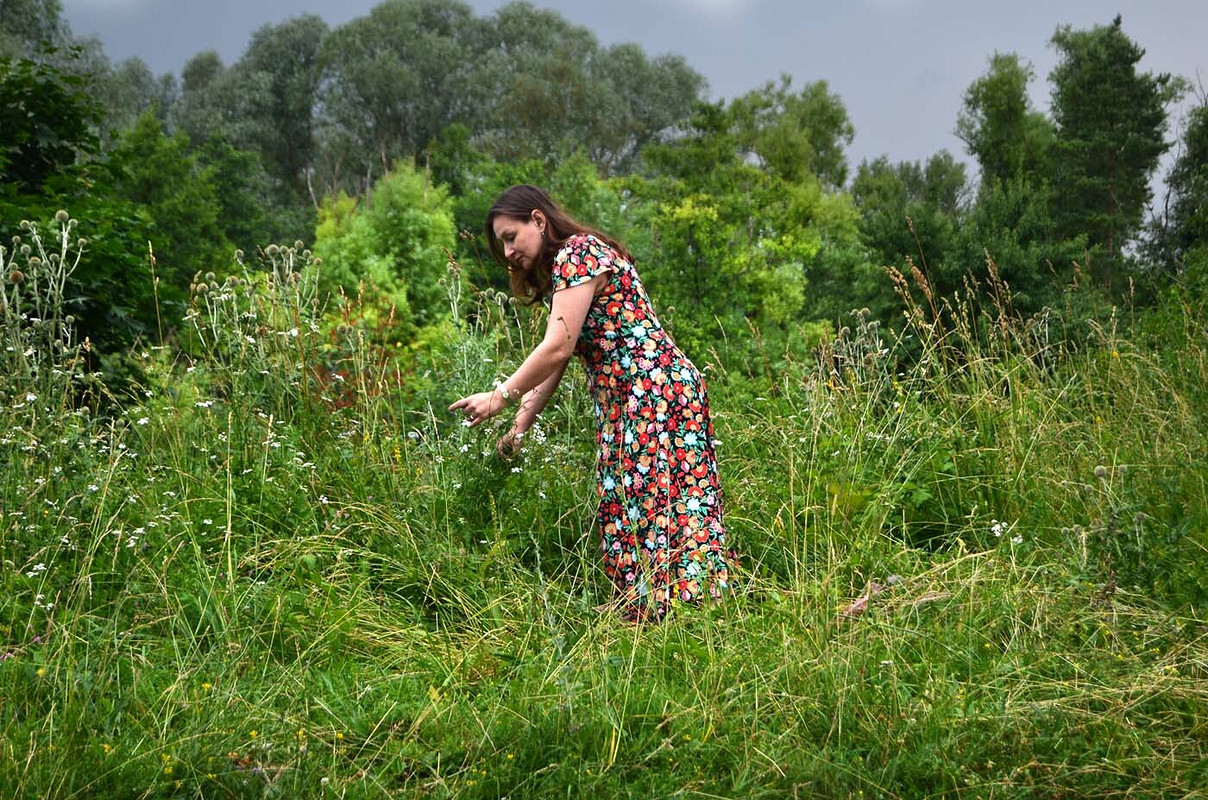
[236,14,327,199]
[956,53,1053,186]
[729,74,855,189]
[194,134,301,253]
[109,113,232,289]
[0,56,161,351]
[468,2,702,175]
[0,55,99,193]
[313,162,456,331]
[317,0,478,192]
[580,43,703,174]
[92,56,169,146]
[471,2,602,166]
[642,101,744,193]
[851,152,968,295]
[1152,102,1208,276]
[1049,15,1183,286]
[0,0,67,56]
[634,100,834,345]
[946,178,1082,312]
[172,50,241,143]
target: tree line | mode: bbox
[2,0,1205,361]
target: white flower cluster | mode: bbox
[991,518,1023,545]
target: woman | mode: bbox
[450,185,729,621]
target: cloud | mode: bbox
[863,0,923,10]
[669,0,759,18]
[64,0,146,8]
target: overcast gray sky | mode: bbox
[62,0,1208,181]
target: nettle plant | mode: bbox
[0,212,90,413]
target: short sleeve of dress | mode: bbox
[551,234,616,293]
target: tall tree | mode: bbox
[471,2,603,166]
[729,74,855,189]
[0,55,99,193]
[851,152,967,291]
[317,0,478,192]
[956,53,1053,186]
[1148,100,1208,276]
[0,0,67,55]
[1049,15,1183,286]
[581,43,704,174]
[109,113,232,287]
[92,56,170,146]
[237,15,327,199]
[172,50,247,144]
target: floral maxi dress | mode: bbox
[552,234,730,620]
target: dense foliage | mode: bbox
[2,2,1207,797]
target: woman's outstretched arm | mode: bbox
[495,360,568,457]
[449,273,605,427]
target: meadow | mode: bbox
[2,216,1207,799]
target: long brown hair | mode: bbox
[485,185,631,305]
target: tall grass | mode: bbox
[1,220,1206,798]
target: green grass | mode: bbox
[2,228,1206,798]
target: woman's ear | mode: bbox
[531,209,547,233]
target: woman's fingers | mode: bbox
[495,432,519,458]
[450,391,501,428]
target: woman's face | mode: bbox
[493,211,546,272]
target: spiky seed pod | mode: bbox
[234,249,245,261]
[68,219,78,229]
[65,315,75,324]
[205,272,216,283]
[19,244,30,256]
[76,238,87,247]
[1093,465,1107,479]
[196,283,209,294]
[266,244,280,256]
[28,257,41,267]
[294,240,304,250]
[19,220,31,230]
[54,210,69,223]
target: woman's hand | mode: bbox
[495,427,525,459]
[448,389,503,428]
